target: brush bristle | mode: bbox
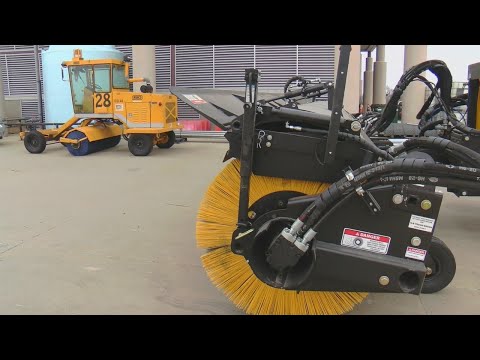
[197,159,368,315]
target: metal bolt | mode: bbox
[266,142,271,148]
[267,135,273,141]
[392,194,403,205]
[411,236,422,247]
[465,136,470,141]
[421,199,432,210]
[248,211,256,219]
[426,267,433,275]
[462,191,467,196]
[351,121,361,132]
[379,276,390,286]
[373,208,378,212]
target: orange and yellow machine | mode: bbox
[20,49,183,156]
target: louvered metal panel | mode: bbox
[214,45,254,88]
[21,100,41,119]
[175,45,214,88]
[1,54,9,96]
[255,45,297,89]
[298,45,335,82]
[155,45,170,91]
[175,45,214,119]
[3,53,37,96]
[0,45,15,51]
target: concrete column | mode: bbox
[132,45,156,92]
[334,45,361,113]
[363,51,374,113]
[401,45,428,124]
[373,45,387,106]
[0,61,6,120]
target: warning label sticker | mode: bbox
[405,246,427,261]
[184,94,207,105]
[341,228,391,255]
[408,214,435,233]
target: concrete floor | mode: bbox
[0,135,479,315]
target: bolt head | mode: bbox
[266,142,271,148]
[411,236,422,246]
[248,211,256,219]
[465,136,470,141]
[267,135,273,141]
[379,276,390,286]
[462,191,467,196]
[392,194,403,205]
[426,267,433,275]
[421,199,432,210]
[351,121,361,132]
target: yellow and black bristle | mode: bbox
[196,159,368,315]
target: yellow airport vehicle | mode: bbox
[20,49,182,156]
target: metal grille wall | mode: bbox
[0,45,47,119]
[0,45,335,120]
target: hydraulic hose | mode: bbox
[390,137,480,167]
[299,127,394,161]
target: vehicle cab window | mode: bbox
[112,64,129,89]
[93,64,111,92]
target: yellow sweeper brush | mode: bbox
[171,46,457,316]
[196,160,368,315]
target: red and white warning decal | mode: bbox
[405,246,427,261]
[184,94,207,105]
[341,228,391,255]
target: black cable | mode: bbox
[419,118,445,137]
[390,137,480,167]
[300,127,394,161]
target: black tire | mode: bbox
[156,131,175,149]
[24,130,47,154]
[128,134,154,156]
[421,236,456,294]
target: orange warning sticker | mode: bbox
[341,228,391,255]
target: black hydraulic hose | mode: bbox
[300,127,394,161]
[283,76,305,94]
[312,176,480,230]
[305,159,480,231]
[418,118,445,136]
[390,137,480,167]
[369,60,453,135]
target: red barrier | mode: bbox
[178,119,222,131]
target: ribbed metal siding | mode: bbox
[0,46,46,119]
[175,45,214,119]
[1,54,10,96]
[298,45,335,82]
[214,45,254,88]
[155,45,170,91]
[255,45,297,89]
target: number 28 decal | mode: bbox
[95,93,111,107]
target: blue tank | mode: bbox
[42,45,125,126]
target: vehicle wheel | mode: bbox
[24,130,47,154]
[156,131,175,149]
[421,236,456,294]
[128,134,154,156]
